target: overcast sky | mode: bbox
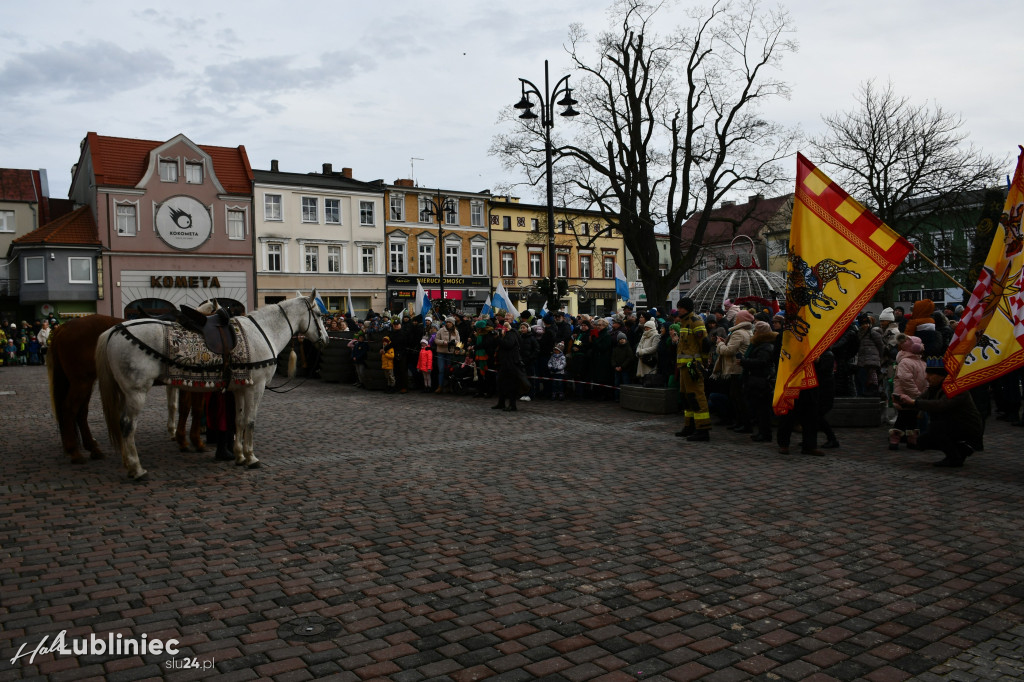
[2,0,1021,201]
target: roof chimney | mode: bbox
[748,194,764,204]
[721,200,737,207]
[394,178,415,187]
[270,159,279,172]
[342,167,353,179]
[323,163,333,175]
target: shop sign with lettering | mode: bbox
[155,196,213,251]
[149,275,222,288]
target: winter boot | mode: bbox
[888,429,904,451]
[686,430,710,442]
[675,421,696,438]
[905,429,919,449]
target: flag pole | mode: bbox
[911,246,971,295]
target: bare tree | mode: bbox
[492,0,800,308]
[810,80,1003,237]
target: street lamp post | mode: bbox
[420,189,456,309]
[513,60,578,311]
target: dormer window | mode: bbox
[159,160,178,182]
[185,162,203,184]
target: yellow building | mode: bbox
[384,180,492,314]
[487,197,627,316]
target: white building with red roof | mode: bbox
[69,132,255,317]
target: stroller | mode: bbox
[446,357,476,395]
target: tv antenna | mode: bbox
[410,157,424,185]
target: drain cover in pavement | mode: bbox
[277,616,344,642]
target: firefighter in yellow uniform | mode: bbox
[675,297,712,441]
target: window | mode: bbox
[905,239,920,269]
[185,162,203,184]
[603,256,615,279]
[302,197,318,223]
[0,210,14,232]
[556,253,568,278]
[682,269,691,284]
[579,255,591,280]
[419,243,434,274]
[390,241,407,274]
[531,218,539,232]
[502,216,511,231]
[444,242,460,275]
[471,202,483,227]
[445,199,458,226]
[116,204,137,236]
[328,246,341,273]
[501,251,516,277]
[360,247,375,274]
[529,253,542,278]
[304,245,318,272]
[471,244,486,276]
[159,159,178,182]
[267,243,282,272]
[557,220,566,234]
[325,198,341,224]
[419,196,432,223]
[659,264,668,277]
[360,201,375,226]
[934,233,953,269]
[68,257,92,284]
[264,194,282,221]
[390,194,405,221]
[698,258,707,279]
[23,256,44,283]
[227,210,245,239]
[715,256,725,271]
[580,222,589,236]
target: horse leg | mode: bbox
[190,393,208,452]
[175,391,190,452]
[70,381,104,459]
[232,391,247,466]
[166,386,179,439]
[241,389,264,469]
[55,375,88,464]
[120,391,149,480]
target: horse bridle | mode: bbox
[276,297,325,348]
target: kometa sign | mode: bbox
[155,196,212,250]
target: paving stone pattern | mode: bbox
[2,365,1024,681]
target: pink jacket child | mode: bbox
[890,334,927,449]
[417,341,433,372]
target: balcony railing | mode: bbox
[0,279,18,297]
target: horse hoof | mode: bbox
[247,461,260,469]
[129,470,148,482]
[70,453,87,465]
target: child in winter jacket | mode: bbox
[417,339,433,392]
[380,336,396,393]
[548,342,567,400]
[890,334,927,449]
[349,332,368,387]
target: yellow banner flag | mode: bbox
[773,154,912,415]
[943,146,1024,394]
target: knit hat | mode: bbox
[445,316,455,325]
[542,313,555,324]
[420,338,428,345]
[616,331,627,341]
[677,297,695,312]
[644,319,656,331]
[474,320,487,329]
[669,323,682,333]
[735,310,755,324]
[899,335,924,354]
[753,320,771,334]
[879,307,895,322]
[554,341,565,352]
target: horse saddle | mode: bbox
[179,305,237,356]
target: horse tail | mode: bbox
[95,330,125,454]
[47,328,62,422]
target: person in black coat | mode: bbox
[493,323,524,411]
[740,321,778,442]
[518,322,540,400]
[538,317,557,398]
[894,361,984,467]
[390,318,411,393]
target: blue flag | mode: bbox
[415,280,431,318]
[492,282,516,316]
[614,263,630,301]
[480,294,492,318]
[313,291,328,314]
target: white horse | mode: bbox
[95,291,328,480]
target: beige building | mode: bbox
[487,197,627,316]
[384,179,491,314]
[254,162,386,317]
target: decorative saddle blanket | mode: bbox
[163,321,273,388]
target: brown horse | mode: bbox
[47,315,122,463]
[49,305,218,464]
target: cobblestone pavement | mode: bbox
[2,364,1024,682]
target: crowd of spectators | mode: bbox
[0,315,55,367]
